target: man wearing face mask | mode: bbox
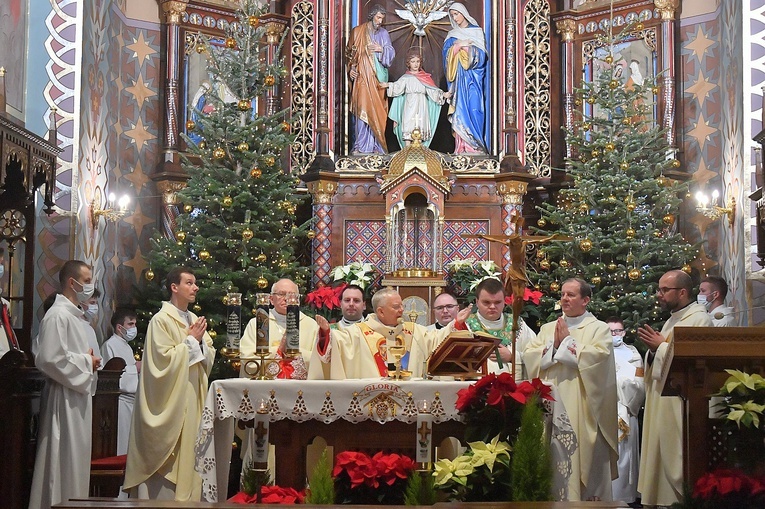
[698,276,735,326]
[28,260,101,509]
[605,317,645,506]
[101,308,140,456]
[81,288,103,372]
[524,278,618,502]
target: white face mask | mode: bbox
[697,295,710,309]
[612,335,623,347]
[72,278,95,303]
[83,303,99,320]
[121,326,138,341]
[0,265,4,278]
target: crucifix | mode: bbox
[417,420,431,442]
[465,217,571,379]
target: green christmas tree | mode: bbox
[531,24,696,337]
[136,0,309,379]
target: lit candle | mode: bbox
[285,292,301,354]
[415,399,433,467]
[253,399,270,465]
[255,293,270,354]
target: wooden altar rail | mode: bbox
[57,500,632,508]
[668,326,765,486]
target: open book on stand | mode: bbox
[427,329,502,379]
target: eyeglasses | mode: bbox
[271,291,299,299]
[433,304,459,312]
[657,287,682,295]
[610,328,625,335]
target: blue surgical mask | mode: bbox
[122,326,138,341]
[83,303,99,320]
[697,295,710,309]
[72,278,95,303]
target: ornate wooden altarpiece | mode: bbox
[155,0,683,319]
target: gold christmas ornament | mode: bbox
[653,230,662,238]
[605,55,614,64]
[186,120,195,131]
[619,161,629,171]
[579,238,593,252]
[225,37,237,49]
[539,259,551,270]
[176,231,187,242]
[237,99,250,111]
[222,196,233,207]
[306,230,316,239]
[582,122,591,131]
[256,277,269,289]
[605,142,615,151]
[198,140,207,150]
[626,227,636,239]
[682,264,692,274]
[278,260,288,269]
[537,250,546,259]
[248,15,260,27]
[242,228,254,241]
[184,204,193,213]
[222,295,229,305]
[671,159,681,168]
[193,304,202,312]
[652,86,660,95]
[213,147,226,159]
[265,156,276,166]
[663,214,675,226]
[560,259,569,268]
[255,253,267,263]
[587,96,596,104]
[238,142,249,152]
[635,22,644,31]
[281,122,290,132]
[607,262,617,271]
[626,201,636,212]
[579,203,589,214]
[608,194,617,202]
[575,98,582,106]
[537,218,547,227]
[145,269,155,281]
[609,80,619,89]
[199,250,211,261]
[264,75,275,86]
[628,268,641,281]
[250,167,262,178]
[623,117,632,126]
[208,330,217,339]
[656,176,666,186]
[195,44,206,54]
[591,149,600,158]
[550,282,560,292]
[591,276,602,285]
[534,284,541,291]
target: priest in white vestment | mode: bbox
[524,278,618,502]
[637,270,712,507]
[28,260,101,509]
[100,307,139,455]
[426,292,460,331]
[239,278,320,378]
[606,317,644,504]
[454,278,536,380]
[124,267,215,501]
[331,284,367,330]
[308,287,470,379]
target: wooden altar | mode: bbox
[667,326,765,486]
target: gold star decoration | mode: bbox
[127,31,157,66]
[125,73,157,110]
[685,27,715,61]
[692,158,717,188]
[124,117,157,152]
[687,113,716,152]
[123,159,151,194]
[124,201,155,238]
[686,71,716,109]
[123,245,149,277]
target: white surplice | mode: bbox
[101,333,139,455]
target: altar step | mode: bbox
[56,498,633,508]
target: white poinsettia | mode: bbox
[476,260,500,275]
[446,258,476,272]
[469,274,502,291]
[330,262,378,290]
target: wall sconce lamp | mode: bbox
[90,193,131,228]
[695,190,735,226]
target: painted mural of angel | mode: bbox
[395,0,450,37]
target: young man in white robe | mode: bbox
[28,260,101,509]
[698,275,735,326]
[100,307,139,456]
[426,292,460,331]
[524,277,618,502]
[637,270,712,508]
[124,266,215,501]
[309,287,470,379]
[606,317,644,505]
[332,284,367,330]
[454,278,536,380]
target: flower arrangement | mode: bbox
[332,450,416,504]
[455,373,553,444]
[445,258,501,301]
[305,283,346,319]
[675,468,765,509]
[505,287,544,327]
[331,262,379,292]
[434,436,513,502]
[229,485,306,504]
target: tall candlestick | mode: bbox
[415,399,433,467]
[253,399,270,465]
[285,292,301,354]
[226,292,242,350]
[255,293,270,354]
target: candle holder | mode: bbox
[242,352,279,380]
[254,293,270,355]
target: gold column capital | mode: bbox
[654,0,680,20]
[555,19,577,42]
[156,179,187,204]
[260,13,290,45]
[307,179,338,204]
[496,172,534,205]
[160,0,188,25]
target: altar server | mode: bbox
[28,260,100,509]
[524,277,618,501]
[637,270,711,507]
[124,266,215,501]
[309,287,469,379]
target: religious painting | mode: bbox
[582,21,658,125]
[0,0,28,120]
[346,1,492,155]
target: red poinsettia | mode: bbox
[504,287,543,306]
[693,469,765,500]
[333,450,416,504]
[305,283,346,312]
[229,485,306,504]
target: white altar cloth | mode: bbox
[195,378,575,502]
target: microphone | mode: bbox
[711,305,765,320]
